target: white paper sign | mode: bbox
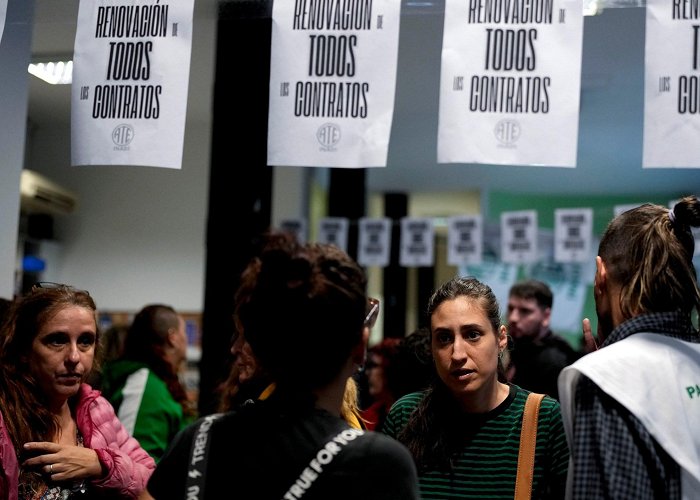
[358,217,391,267]
[554,208,592,263]
[501,210,538,263]
[0,0,7,46]
[279,218,308,244]
[71,0,195,169]
[267,0,401,167]
[643,0,700,167]
[447,215,483,265]
[400,217,434,267]
[437,0,583,166]
[317,217,349,252]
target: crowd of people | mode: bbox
[0,194,696,499]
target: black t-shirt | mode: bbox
[511,331,581,400]
[146,400,420,500]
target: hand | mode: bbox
[22,441,103,482]
[582,318,598,352]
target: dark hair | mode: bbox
[393,327,435,397]
[399,276,505,471]
[99,324,129,364]
[508,279,553,309]
[599,195,700,321]
[235,232,368,402]
[0,297,12,325]
[123,304,195,417]
[0,286,97,491]
[427,276,502,339]
[87,323,129,389]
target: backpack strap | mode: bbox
[514,392,545,500]
[185,413,225,500]
[281,427,365,500]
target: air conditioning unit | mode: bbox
[20,170,78,215]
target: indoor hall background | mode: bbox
[9,0,699,413]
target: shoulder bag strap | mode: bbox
[514,392,545,500]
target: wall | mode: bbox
[11,0,219,313]
[24,121,211,312]
[0,0,33,300]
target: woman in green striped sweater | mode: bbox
[383,276,569,499]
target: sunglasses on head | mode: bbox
[364,297,380,329]
[31,282,90,295]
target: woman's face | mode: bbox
[431,296,507,406]
[28,306,96,406]
[366,353,386,398]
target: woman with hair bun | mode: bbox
[559,195,700,500]
[141,232,419,499]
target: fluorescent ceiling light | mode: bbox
[583,0,603,15]
[28,60,73,85]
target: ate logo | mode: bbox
[494,119,521,146]
[112,124,134,148]
[317,123,341,151]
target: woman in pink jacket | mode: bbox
[0,283,155,499]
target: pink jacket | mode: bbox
[0,411,18,500]
[0,384,156,500]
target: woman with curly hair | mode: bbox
[0,283,155,499]
[141,232,419,499]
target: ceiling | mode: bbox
[27,0,700,197]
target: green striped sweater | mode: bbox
[382,384,569,499]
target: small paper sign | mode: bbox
[400,217,435,267]
[447,215,483,265]
[554,208,593,263]
[500,210,538,263]
[279,218,308,244]
[317,217,349,252]
[357,217,391,267]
